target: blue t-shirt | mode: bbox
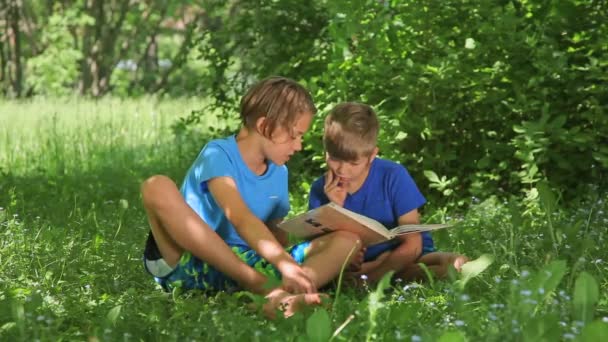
[308,158,431,260]
[180,135,290,247]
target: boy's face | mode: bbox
[263,111,313,166]
[325,150,376,187]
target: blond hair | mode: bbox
[324,102,379,161]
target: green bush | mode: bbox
[181,0,607,205]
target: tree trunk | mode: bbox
[152,15,200,94]
[0,1,6,95]
[7,0,22,97]
[0,39,6,96]
[79,0,104,96]
[89,0,104,97]
[79,0,94,95]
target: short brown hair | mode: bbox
[240,76,316,138]
[324,102,379,161]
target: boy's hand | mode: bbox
[348,246,366,272]
[353,251,390,276]
[324,171,348,206]
[279,261,316,294]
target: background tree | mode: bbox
[1,0,24,97]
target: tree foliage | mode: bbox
[181,0,608,203]
[0,0,203,97]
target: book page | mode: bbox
[326,203,392,237]
[391,223,452,236]
[278,203,392,245]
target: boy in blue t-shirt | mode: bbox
[141,78,361,318]
[308,102,468,283]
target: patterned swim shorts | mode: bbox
[143,232,311,292]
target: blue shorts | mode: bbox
[143,232,311,292]
[364,232,435,262]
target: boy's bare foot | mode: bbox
[452,255,469,271]
[263,288,326,319]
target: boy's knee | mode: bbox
[141,175,174,206]
[330,231,362,249]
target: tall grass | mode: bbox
[1,97,206,173]
[0,98,607,341]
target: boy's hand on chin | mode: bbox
[324,171,348,206]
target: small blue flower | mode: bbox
[411,335,422,342]
[490,303,499,309]
[403,284,419,291]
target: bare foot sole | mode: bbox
[262,289,327,319]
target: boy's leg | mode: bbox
[397,252,469,281]
[141,175,268,294]
[351,235,421,283]
[298,231,362,288]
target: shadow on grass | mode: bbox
[0,141,205,293]
[1,140,202,222]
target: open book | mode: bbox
[278,202,453,246]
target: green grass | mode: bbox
[1,98,607,341]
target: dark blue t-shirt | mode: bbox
[308,158,432,260]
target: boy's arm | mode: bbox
[361,209,423,281]
[267,218,289,247]
[308,177,329,210]
[207,176,315,293]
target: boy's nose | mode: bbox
[336,163,345,173]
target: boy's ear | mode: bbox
[255,116,267,135]
[369,147,379,161]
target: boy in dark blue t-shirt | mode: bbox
[308,102,468,283]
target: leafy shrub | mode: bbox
[180,0,607,206]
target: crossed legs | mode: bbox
[140,175,359,317]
